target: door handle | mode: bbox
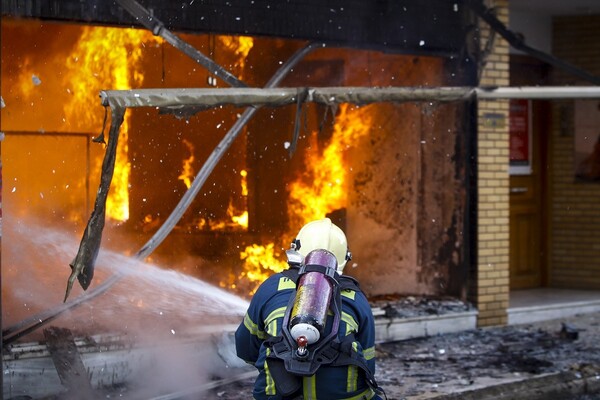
[510,187,528,194]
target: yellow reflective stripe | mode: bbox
[346,365,358,392]
[341,312,358,335]
[264,348,277,395]
[341,388,376,400]
[341,289,356,300]
[278,276,296,291]
[244,313,268,340]
[303,375,317,399]
[363,345,376,361]
[265,306,287,331]
[243,313,258,334]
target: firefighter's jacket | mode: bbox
[235,270,380,400]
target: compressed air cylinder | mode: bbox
[289,249,337,345]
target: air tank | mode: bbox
[289,249,337,345]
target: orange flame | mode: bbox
[178,138,196,189]
[238,243,288,283]
[64,27,161,222]
[239,104,374,293]
[218,36,254,79]
[191,169,249,231]
[288,104,373,227]
[230,169,249,228]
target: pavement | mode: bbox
[207,310,600,400]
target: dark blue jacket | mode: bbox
[235,270,381,400]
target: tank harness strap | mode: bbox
[281,267,361,293]
[331,334,384,396]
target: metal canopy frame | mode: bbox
[100,86,600,111]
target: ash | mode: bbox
[371,295,476,319]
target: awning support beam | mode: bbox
[100,86,600,111]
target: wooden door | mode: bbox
[509,100,548,289]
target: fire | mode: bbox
[238,243,288,284]
[288,104,374,227]
[218,36,254,78]
[178,138,196,189]
[239,104,374,293]
[64,26,161,222]
[230,169,249,228]
[190,169,249,231]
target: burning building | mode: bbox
[2,0,476,302]
[1,0,485,397]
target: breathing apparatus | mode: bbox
[275,248,343,376]
[282,218,352,352]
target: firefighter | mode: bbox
[235,218,383,400]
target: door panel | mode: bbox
[509,175,541,288]
[509,100,548,289]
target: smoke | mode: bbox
[2,216,252,398]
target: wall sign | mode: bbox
[509,99,532,175]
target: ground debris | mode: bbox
[205,312,600,399]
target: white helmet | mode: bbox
[293,218,351,273]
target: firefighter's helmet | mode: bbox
[294,218,351,273]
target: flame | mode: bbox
[64,26,161,222]
[229,169,249,228]
[178,139,196,189]
[238,243,288,283]
[218,36,254,78]
[288,104,373,227]
[189,169,248,231]
[239,104,374,293]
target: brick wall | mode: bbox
[476,0,510,327]
[549,15,600,288]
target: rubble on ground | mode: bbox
[207,310,600,400]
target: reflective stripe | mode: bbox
[264,348,276,395]
[341,289,356,300]
[278,276,296,291]
[265,306,287,331]
[342,388,376,400]
[346,365,358,392]
[303,375,317,399]
[244,313,267,339]
[363,345,376,361]
[341,312,358,334]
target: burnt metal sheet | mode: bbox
[1,0,470,56]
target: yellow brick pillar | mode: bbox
[476,0,510,327]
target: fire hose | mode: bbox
[2,41,321,347]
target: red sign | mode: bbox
[509,99,529,165]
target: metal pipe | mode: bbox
[115,0,247,88]
[475,86,600,99]
[101,86,600,110]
